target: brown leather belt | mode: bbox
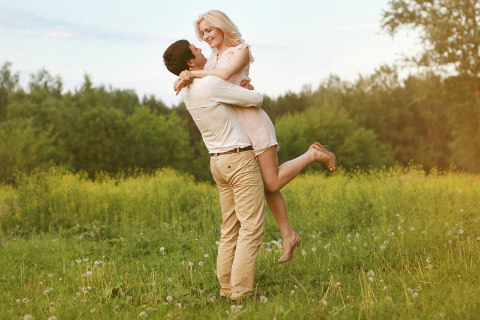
[210,146,253,157]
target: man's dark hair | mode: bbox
[163,40,195,75]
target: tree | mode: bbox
[275,108,393,170]
[0,62,20,120]
[382,0,480,78]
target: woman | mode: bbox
[176,10,336,264]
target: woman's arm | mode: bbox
[184,47,250,81]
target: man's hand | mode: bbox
[240,79,254,90]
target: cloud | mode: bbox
[0,4,175,44]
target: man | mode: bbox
[163,40,265,301]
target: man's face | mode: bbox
[189,44,207,69]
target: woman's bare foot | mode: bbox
[309,142,337,171]
[278,233,302,264]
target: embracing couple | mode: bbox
[163,10,336,301]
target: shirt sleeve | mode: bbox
[207,76,263,108]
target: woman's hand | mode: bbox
[175,79,188,95]
[179,70,193,82]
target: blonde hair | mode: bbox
[195,10,244,53]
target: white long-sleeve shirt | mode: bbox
[181,76,263,153]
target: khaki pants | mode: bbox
[210,150,265,299]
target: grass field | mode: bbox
[0,168,479,319]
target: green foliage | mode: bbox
[0,120,59,183]
[275,108,393,170]
[128,107,193,172]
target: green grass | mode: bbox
[0,167,479,319]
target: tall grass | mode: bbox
[0,167,479,319]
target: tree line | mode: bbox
[1,0,479,183]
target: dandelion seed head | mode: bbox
[139,310,147,318]
[458,229,464,234]
[188,261,193,267]
[23,315,34,320]
[321,300,328,306]
[383,286,388,291]
[407,288,414,294]
[48,316,57,320]
[311,247,317,252]
[166,296,172,302]
[199,261,204,266]
[168,277,173,282]
[16,298,21,303]
[160,247,165,252]
[367,270,375,277]
[175,302,182,309]
[352,246,357,251]
[368,277,374,283]
[412,292,419,298]
[260,295,268,303]
[386,296,392,302]
[290,290,295,295]
[204,254,209,258]
[76,258,81,263]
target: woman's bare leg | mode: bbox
[256,145,326,193]
[257,146,318,256]
[265,189,297,256]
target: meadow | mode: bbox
[0,167,479,319]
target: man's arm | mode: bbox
[208,76,263,108]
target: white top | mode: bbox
[181,76,263,153]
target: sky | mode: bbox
[0,0,419,107]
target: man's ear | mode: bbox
[187,59,195,69]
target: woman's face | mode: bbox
[199,19,224,49]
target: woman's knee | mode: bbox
[264,181,281,193]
